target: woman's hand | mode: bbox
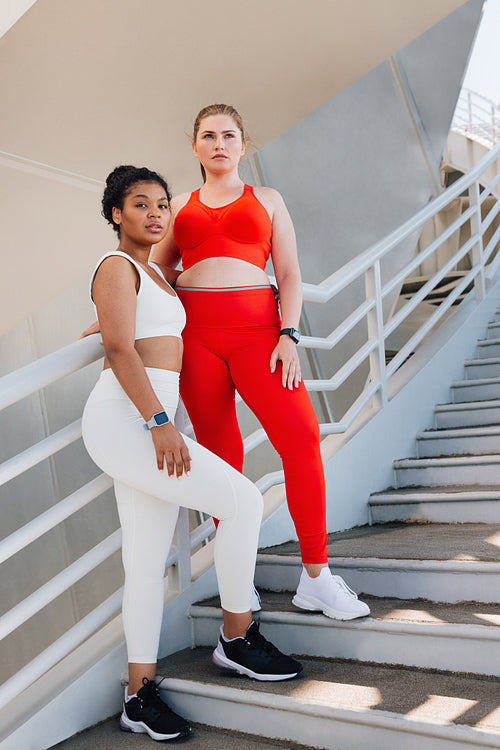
[270,336,302,390]
[79,320,101,340]
[150,423,192,477]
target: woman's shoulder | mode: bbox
[251,186,286,219]
[92,252,142,283]
[252,185,284,205]
[94,251,139,270]
[90,252,140,300]
[171,191,194,216]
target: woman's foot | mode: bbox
[292,567,370,620]
[120,677,191,741]
[212,621,302,681]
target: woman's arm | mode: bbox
[93,256,191,476]
[261,189,303,390]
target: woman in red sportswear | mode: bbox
[152,103,369,621]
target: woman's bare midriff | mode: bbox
[176,257,271,288]
[103,336,183,372]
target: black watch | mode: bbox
[279,327,301,344]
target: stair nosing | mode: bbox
[256,553,500,573]
[189,604,500,641]
[452,375,500,388]
[435,398,500,412]
[158,676,500,746]
[369,489,500,503]
[417,425,500,439]
[395,454,500,468]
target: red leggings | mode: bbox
[177,286,327,564]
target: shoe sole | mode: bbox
[212,648,301,681]
[292,593,370,621]
[120,710,191,741]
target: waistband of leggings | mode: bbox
[176,285,280,328]
[96,367,180,397]
[176,285,272,292]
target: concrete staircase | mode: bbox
[52,311,500,749]
[370,306,500,525]
[152,309,500,749]
[153,521,500,749]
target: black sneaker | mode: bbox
[120,677,191,741]
[212,621,302,681]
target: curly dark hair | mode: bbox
[101,165,172,235]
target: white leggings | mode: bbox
[82,368,263,664]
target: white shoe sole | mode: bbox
[120,709,187,741]
[292,592,370,621]
[251,587,262,612]
[212,647,300,681]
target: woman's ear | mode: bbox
[112,206,121,226]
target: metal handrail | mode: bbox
[452,88,500,148]
[1,139,499,713]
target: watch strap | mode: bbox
[279,327,300,343]
[143,411,169,430]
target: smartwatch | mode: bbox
[144,411,169,430]
[279,327,301,344]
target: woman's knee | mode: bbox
[237,481,263,527]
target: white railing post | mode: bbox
[171,507,192,593]
[468,179,486,300]
[364,260,388,409]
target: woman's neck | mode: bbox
[202,171,244,192]
[116,239,152,264]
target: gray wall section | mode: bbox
[0,0,484,683]
[240,0,484,422]
[395,0,484,170]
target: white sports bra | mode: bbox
[90,251,186,340]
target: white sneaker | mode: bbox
[292,567,370,620]
[251,585,261,612]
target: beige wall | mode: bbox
[0,0,470,335]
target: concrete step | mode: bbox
[416,425,500,457]
[369,485,500,523]
[451,376,500,402]
[50,715,308,749]
[434,399,500,428]
[255,553,500,604]
[190,593,500,676]
[394,453,500,487]
[476,337,500,358]
[256,524,500,604]
[465,356,500,379]
[486,322,500,339]
[157,648,500,750]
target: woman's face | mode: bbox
[193,114,246,173]
[112,181,170,244]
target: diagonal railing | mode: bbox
[1,141,499,714]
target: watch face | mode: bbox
[291,329,300,343]
[154,412,169,426]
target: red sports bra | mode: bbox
[173,184,272,271]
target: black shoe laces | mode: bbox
[138,678,174,719]
[245,625,283,657]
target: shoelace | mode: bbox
[138,679,174,718]
[331,575,358,599]
[245,625,282,656]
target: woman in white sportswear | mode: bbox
[81,165,302,743]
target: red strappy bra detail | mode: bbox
[173,184,272,271]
